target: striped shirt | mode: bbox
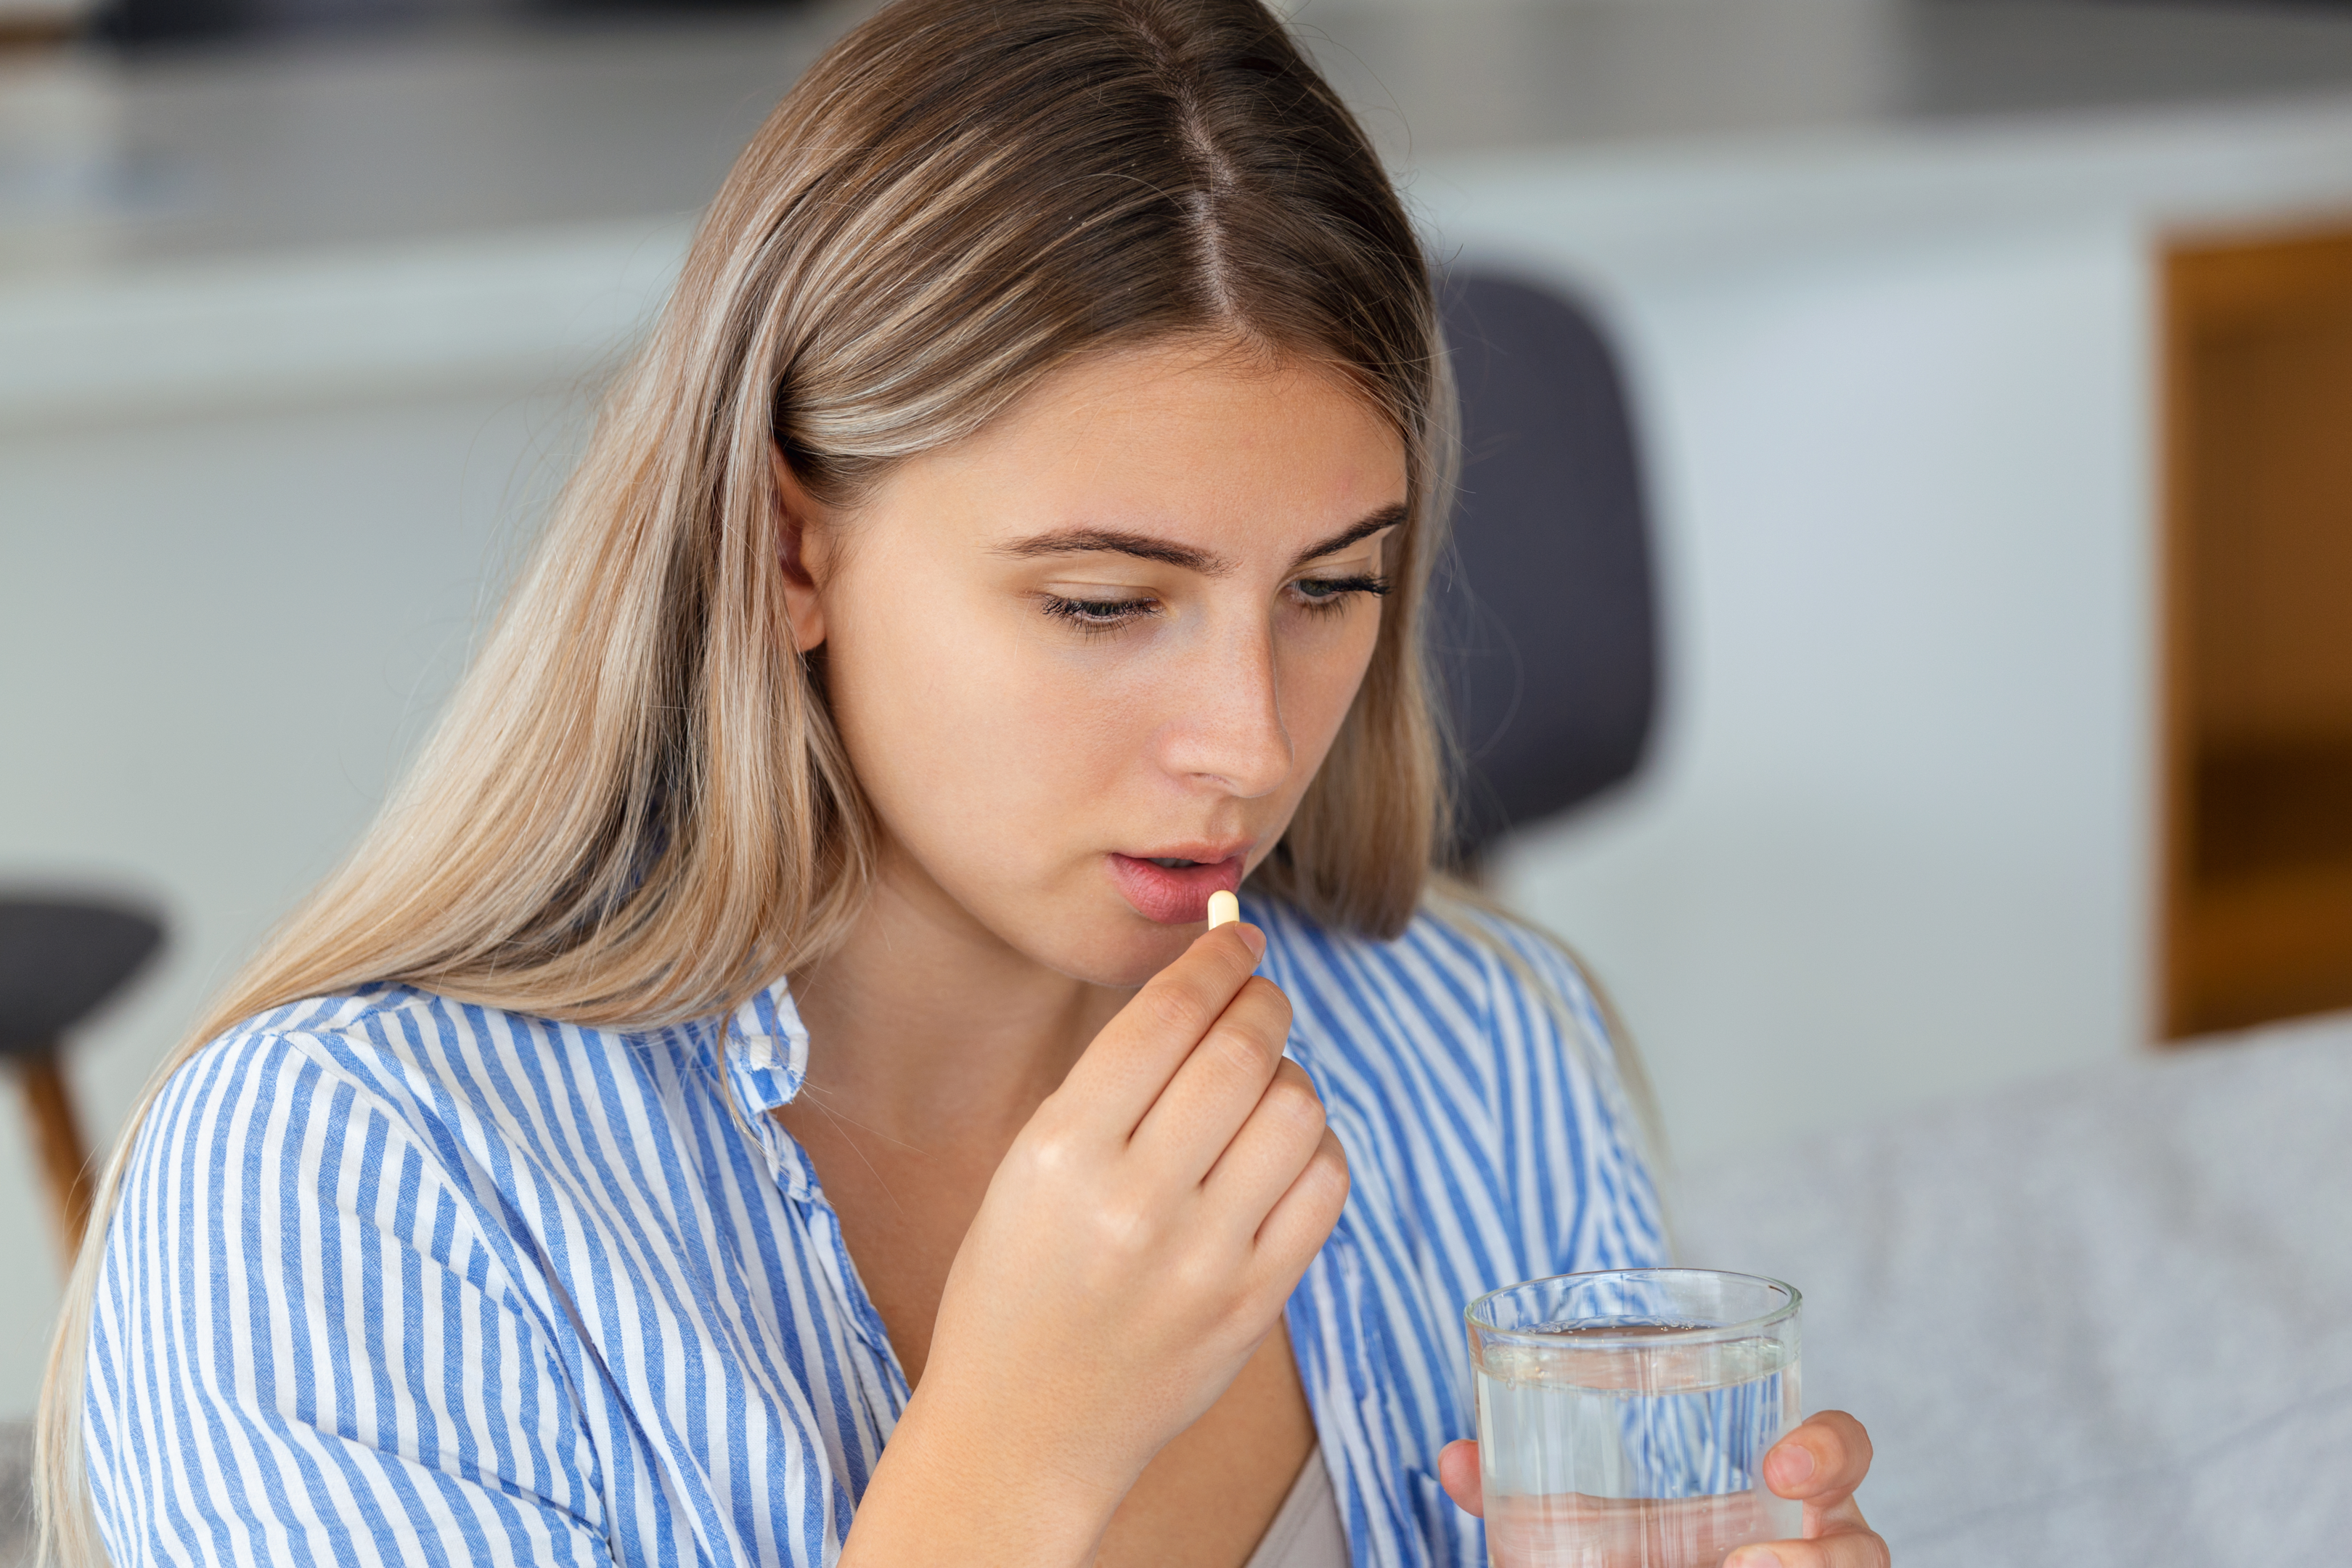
[86,895,1666,1567]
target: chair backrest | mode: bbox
[1430,269,1658,865]
[0,897,165,1056]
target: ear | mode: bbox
[772,446,830,654]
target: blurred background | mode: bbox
[7,0,2352,1559]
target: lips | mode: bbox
[1106,850,1248,925]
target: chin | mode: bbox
[1051,909,1201,989]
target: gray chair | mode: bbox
[0,897,163,1265]
[1432,270,1659,866]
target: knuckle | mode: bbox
[1022,1128,1082,1178]
[1262,1077,1326,1133]
[1311,1135,1351,1199]
[1170,1240,1232,1302]
[1270,1056,1318,1093]
[1212,1019,1283,1079]
[1813,1409,1871,1473]
[1240,976,1294,1031]
[1142,983,1207,1037]
[1093,1197,1156,1258]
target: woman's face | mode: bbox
[783,338,1408,988]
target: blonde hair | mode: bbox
[38,1,1457,1559]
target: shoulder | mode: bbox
[102,984,729,1382]
[1247,891,1670,1299]
[140,983,719,1150]
[132,987,428,1175]
[117,988,505,1266]
[135,987,501,1174]
[117,983,727,1267]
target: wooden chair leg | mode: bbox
[12,1049,93,1263]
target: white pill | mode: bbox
[1206,890,1241,929]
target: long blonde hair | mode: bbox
[38,1,1455,1559]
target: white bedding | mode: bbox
[1673,1013,2352,1567]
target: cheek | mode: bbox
[1283,613,1384,768]
[822,588,1144,861]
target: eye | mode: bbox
[1289,573,1392,613]
[1040,593,1159,632]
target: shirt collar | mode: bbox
[722,976,810,1114]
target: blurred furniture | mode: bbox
[0,0,91,46]
[93,0,809,48]
[0,1419,27,1568]
[0,897,162,1264]
[1676,1010,2352,1567]
[1432,270,1658,865]
[2163,224,2352,1037]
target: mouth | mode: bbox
[1104,847,1250,926]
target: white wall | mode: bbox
[1487,216,2155,1161]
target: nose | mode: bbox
[1161,620,1293,800]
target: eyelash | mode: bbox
[1040,575,1393,634]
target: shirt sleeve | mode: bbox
[86,1027,613,1568]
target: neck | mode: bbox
[786,846,1130,1145]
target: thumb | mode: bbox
[1437,1439,1483,1517]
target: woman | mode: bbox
[41,2,1886,1564]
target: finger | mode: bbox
[1202,1059,1328,1222]
[1763,1411,1872,1505]
[1131,974,1294,1184]
[1058,923,1267,1134]
[1725,1524,1890,1568]
[1249,1127,1348,1281]
[1805,1485,1873,1544]
[1437,1440,1482,1517]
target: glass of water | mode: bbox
[1465,1269,1802,1568]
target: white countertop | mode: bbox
[15,0,2352,265]
[13,0,2352,427]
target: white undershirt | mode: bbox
[1242,1444,1350,1568]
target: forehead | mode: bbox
[880,338,1408,556]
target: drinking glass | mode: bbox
[1465,1269,1802,1568]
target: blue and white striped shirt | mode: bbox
[86,896,1665,1567]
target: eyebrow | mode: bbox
[1291,503,1408,570]
[995,502,1408,576]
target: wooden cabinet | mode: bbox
[2164,226,2352,1037]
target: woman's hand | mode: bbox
[841,920,1348,1567]
[1437,1410,1889,1567]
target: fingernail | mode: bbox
[1770,1443,1816,1488]
[1239,923,1267,960]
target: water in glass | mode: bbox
[1473,1321,1800,1568]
